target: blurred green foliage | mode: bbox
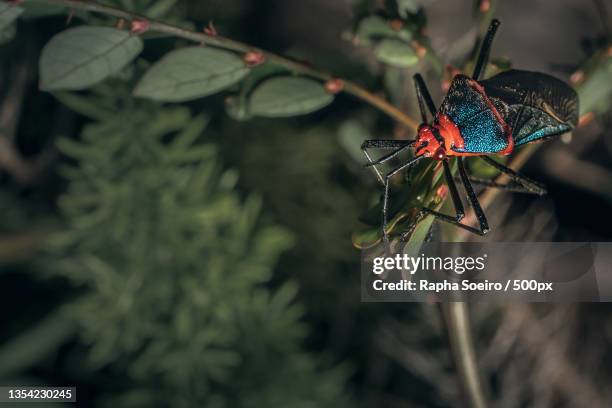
[34,83,350,406]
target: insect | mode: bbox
[361,19,579,241]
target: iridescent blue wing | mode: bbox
[437,74,512,154]
[480,70,579,146]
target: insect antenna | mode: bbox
[472,19,501,81]
[413,74,437,120]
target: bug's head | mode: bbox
[415,124,446,161]
[415,114,465,160]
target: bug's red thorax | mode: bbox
[415,114,465,160]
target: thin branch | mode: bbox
[440,302,487,408]
[27,0,419,130]
[0,61,28,141]
[0,60,48,183]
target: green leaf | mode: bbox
[352,228,381,249]
[375,38,418,67]
[53,91,115,120]
[134,46,249,102]
[249,77,334,117]
[578,55,612,115]
[396,0,420,16]
[402,214,434,246]
[0,3,23,31]
[224,63,288,121]
[39,26,143,91]
[355,15,396,45]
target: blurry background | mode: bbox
[0,0,611,406]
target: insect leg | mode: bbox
[415,159,493,236]
[420,159,489,236]
[413,74,437,120]
[472,19,501,81]
[364,140,416,168]
[382,155,425,243]
[457,176,543,194]
[420,210,485,236]
[418,157,490,236]
[361,140,415,184]
[362,140,413,149]
[480,156,547,195]
[441,159,465,220]
[457,156,490,234]
[422,159,465,220]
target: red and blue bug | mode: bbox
[362,19,579,241]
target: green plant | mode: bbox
[45,82,351,407]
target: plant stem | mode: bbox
[439,149,535,408]
[27,0,419,130]
[441,302,487,408]
[437,5,496,407]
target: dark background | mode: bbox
[1,0,611,407]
